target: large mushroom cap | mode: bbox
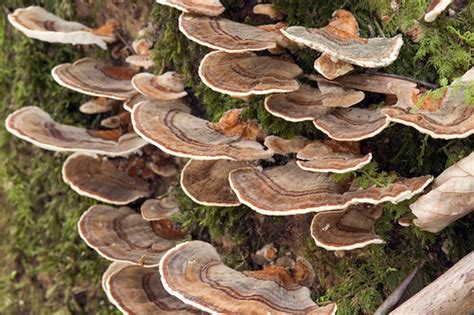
[179,13,281,52]
[141,197,180,221]
[78,205,177,267]
[5,106,146,157]
[132,100,273,160]
[199,51,302,97]
[281,9,403,68]
[52,58,137,100]
[62,153,151,205]
[160,241,337,314]
[156,0,225,16]
[181,159,251,206]
[103,262,201,314]
[311,204,385,250]
[131,72,188,100]
[7,6,115,49]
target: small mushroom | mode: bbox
[264,135,311,155]
[252,4,284,20]
[123,93,152,112]
[79,97,115,114]
[156,0,225,16]
[199,51,302,97]
[100,112,131,129]
[293,257,315,287]
[125,55,155,69]
[253,243,278,265]
[424,0,453,22]
[313,53,355,80]
[141,197,180,221]
[311,204,385,251]
[131,71,187,100]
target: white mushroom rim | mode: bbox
[295,152,373,174]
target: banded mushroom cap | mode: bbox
[131,72,188,100]
[78,205,177,267]
[141,197,180,221]
[5,106,146,157]
[103,262,201,315]
[62,153,151,205]
[296,141,372,173]
[314,52,355,80]
[281,9,403,68]
[263,135,311,155]
[79,97,115,114]
[160,241,337,314]
[179,13,282,52]
[156,0,225,16]
[181,159,251,206]
[410,152,474,233]
[310,204,385,250]
[381,68,474,139]
[424,0,452,22]
[229,160,433,215]
[123,93,152,112]
[199,51,302,97]
[132,100,273,160]
[52,58,137,100]
[7,6,116,49]
[313,107,390,141]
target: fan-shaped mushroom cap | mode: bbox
[132,101,273,160]
[410,152,474,233]
[5,106,146,157]
[311,204,385,250]
[314,53,355,80]
[179,13,282,52]
[103,262,201,315]
[296,141,372,173]
[62,153,150,205]
[281,9,403,68]
[52,58,137,100]
[123,93,151,112]
[264,135,311,155]
[156,0,225,16]
[199,51,302,97]
[313,107,390,141]
[79,97,114,114]
[141,197,180,221]
[160,241,337,314]
[181,159,251,206]
[125,55,154,69]
[7,6,116,49]
[424,0,452,22]
[132,72,187,100]
[253,4,284,20]
[78,205,177,267]
[229,160,433,215]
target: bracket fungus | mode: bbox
[311,204,385,250]
[131,72,188,100]
[132,101,273,160]
[7,6,116,49]
[52,58,137,100]
[5,106,146,157]
[141,197,180,221]
[62,153,151,205]
[313,53,355,80]
[160,241,337,314]
[78,205,177,267]
[263,135,311,155]
[229,160,433,215]
[156,0,225,16]
[424,0,453,22]
[79,97,115,115]
[199,51,302,97]
[253,4,285,20]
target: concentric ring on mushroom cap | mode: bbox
[229,160,433,216]
[51,58,137,100]
[198,51,302,97]
[156,0,225,16]
[62,153,151,205]
[131,72,188,100]
[103,262,201,315]
[131,100,273,160]
[78,205,177,267]
[160,240,337,314]
[311,204,385,251]
[179,13,280,52]
[141,197,180,221]
[5,106,146,157]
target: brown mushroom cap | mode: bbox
[123,93,152,112]
[264,135,311,155]
[79,97,114,114]
[424,0,452,22]
[314,53,355,80]
[179,13,281,52]
[78,205,177,267]
[141,197,180,221]
[199,51,302,97]
[160,241,337,314]
[229,160,433,215]
[281,10,403,68]
[181,159,251,206]
[131,100,273,160]
[156,0,225,16]
[52,58,137,100]
[253,4,284,20]
[131,72,187,100]
[5,106,146,157]
[125,55,155,69]
[62,153,151,205]
[311,204,385,250]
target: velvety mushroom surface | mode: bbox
[52,58,137,100]
[78,205,177,267]
[311,204,385,250]
[62,153,151,205]
[160,241,337,314]
[5,106,146,156]
[141,197,180,221]
[199,51,302,97]
[131,72,187,100]
[156,0,225,16]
